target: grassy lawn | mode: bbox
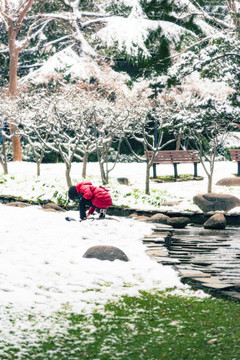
[150,175,203,182]
[1,290,240,360]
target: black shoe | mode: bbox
[99,209,106,219]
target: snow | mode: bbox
[94,16,156,58]
[221,131,240,148]
[128,0,147,18]
[21,47,130,92]
[0,0,239,349]
[160,21,196,43]
[2,0,20,10]
[1,160,240,213]
[0,203,184,315]
[179,71,234,102]
[94,16,195,58]
[0,160,222,345]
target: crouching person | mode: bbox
[68,181,112,221]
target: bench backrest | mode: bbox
[229,149,240,162]
[146,150,198,163]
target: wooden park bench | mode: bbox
[146,150,199,179]
[229,149,240,176]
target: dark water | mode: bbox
[169,226,240,286]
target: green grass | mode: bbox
[151,174,203,182]
[1,290,240,359]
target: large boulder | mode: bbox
[83,245,129,262]
[193,193,240,212]
[167,216,190,229]
[203,214,226,230]
[216,177,240,187]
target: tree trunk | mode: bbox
[99,161,107,185]
[8,23,22,161]
[82,152,88,179]
[105,170,109,185]
[37,147,46,176]
[176,131,182,150]
[207,174,212,193]
[145,163,151,195]
[207,149,216,193]
[97,149,106,185]
[37,160,40,177]
[9,123,22,161]
[0,135,8,174]
[65,164,72,187]
[104,152,109,184]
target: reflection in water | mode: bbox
[167,226,240,292]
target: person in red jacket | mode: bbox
[68,181,112,221]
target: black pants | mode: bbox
[79,197,95,220]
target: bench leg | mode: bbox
[153,164,157,178]
[194,163,198,177]
[238,162,240,176]
[173,163,178,178]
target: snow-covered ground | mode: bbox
[1,160,240,213]
[0,160,239,346]
[0,203,186,314]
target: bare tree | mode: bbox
[27,93,88,187]
[0,0,109,161]
[0,0,37,160]
[125,95,175,195]
[0,84,128,185]
[31,88,101,186]
[181,108,231,193]
[87,97,129,185]
[19,124,49,177]
[166,74,235,192]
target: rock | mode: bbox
[167,216,190,229]
[83,245,129,262]
[203,214,226,230]
[5,201,29,208]
[117,177,130,185]
[216,177,240,187]
[128,213,138,219]
[193,193,240,212]
[41,208,58,212]
[147,213,169,224]
[137,216,151,221]
[208,339,218,345]
[42,203,66,212]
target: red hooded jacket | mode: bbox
[75,181,112,209]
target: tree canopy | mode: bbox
[0,0,239,163]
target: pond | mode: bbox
[145,224,240,300]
